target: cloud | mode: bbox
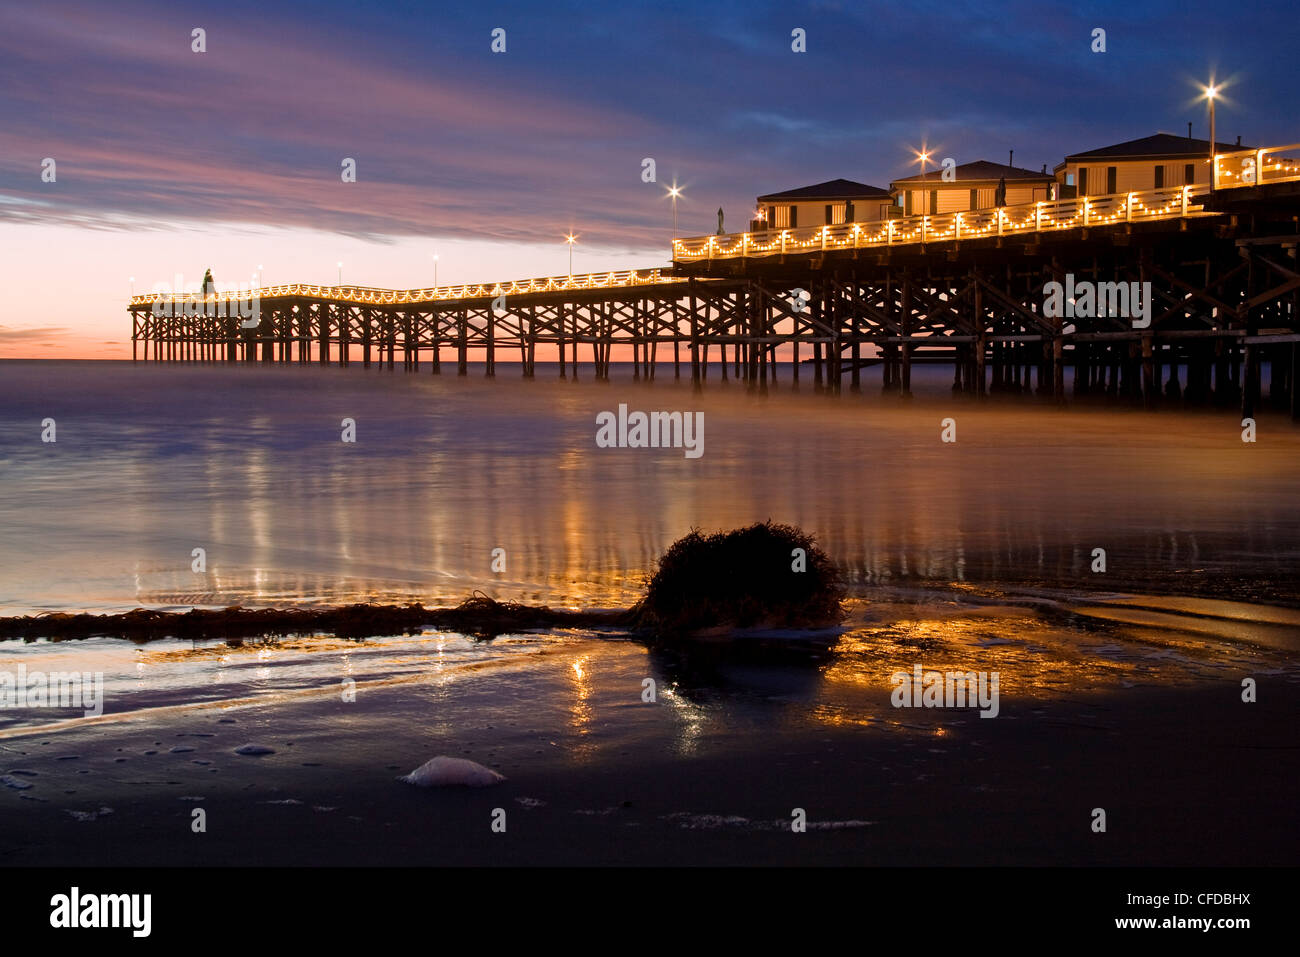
[730,112,821,135]
[0,324,69,342]
[0,0,1295,251]
[0,2,708,245]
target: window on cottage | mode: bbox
[1185,163,1195,185]
[1106,166,1117,193]
[1154,165,1164,188]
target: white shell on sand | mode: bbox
[234,744,276,756]
[399,756,506,788]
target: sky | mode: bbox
[1,0,1297,358]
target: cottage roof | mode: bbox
[1060,132,1250,163]
[890,160,1054,187]
[757,178,892,201]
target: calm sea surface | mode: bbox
[3,359,1298,614]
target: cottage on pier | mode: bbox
[751,179,895,231]
[1053,132,1250,197]
[888,161,1055,216]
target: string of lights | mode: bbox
[129,267,681,308]
[674,143,1300,262]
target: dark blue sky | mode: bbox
[1,0,1296,247]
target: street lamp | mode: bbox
[667,181,683,233]
[1204,82,1218,190]
[257,264,264,287]
[432,253,439,289]
[565,233,577,278]
[337,261,343,286]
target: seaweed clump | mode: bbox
[0,595,629,644]
[630,522,845,636]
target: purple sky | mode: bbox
[1,0,1295,356]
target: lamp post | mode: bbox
[914,147,932,215]
[667,182,682,233]
[565,233,577,278]
[337,261,343,286]
[257,264,264,288]
[432,253,439,289]
[1205,82,1218,190]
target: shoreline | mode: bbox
[5,575,1300,644]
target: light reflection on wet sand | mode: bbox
[0,585,1296,762]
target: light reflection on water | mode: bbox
[2,361,1299,615]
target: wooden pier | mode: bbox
[130,144,1300,417]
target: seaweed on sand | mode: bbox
[0,594,629,643]
[628,521,845,637]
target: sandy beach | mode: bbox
[2,612,1295,867]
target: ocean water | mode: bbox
[0,359,1298,734]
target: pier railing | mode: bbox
[1213,143,1300,189]
[128,267,682,309]
[674,142,1300,264]
[673,185,1217,263]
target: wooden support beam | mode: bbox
[458,307,468,375]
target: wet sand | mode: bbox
[1,635,1295,867]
